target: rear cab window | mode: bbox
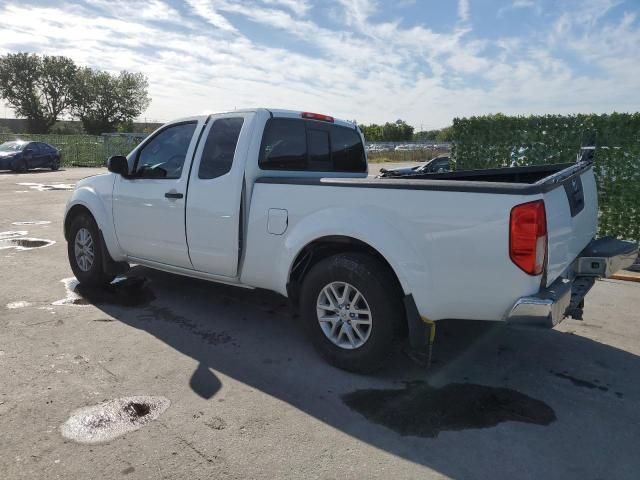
[259,118,366,173]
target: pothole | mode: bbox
[17,182,75,191]
[342,381,556,438]
[53,276,155,307]
[0,231,28,239]
[11,221,51,226]
[60,396,170,444]
[0,238,55,250]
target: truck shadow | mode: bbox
[84,267,640,480]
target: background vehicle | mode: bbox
[378,155,450,177]
[63,109,638,372]
[0,140,61,172]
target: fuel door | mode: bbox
[267,208,288,235]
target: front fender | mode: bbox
[65,175,124,261]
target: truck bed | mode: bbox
[407,162,575,183]
[256,162,590,195]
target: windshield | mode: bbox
[0,142,26,152]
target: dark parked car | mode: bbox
[0,141,61,172]
[378,155,450,177]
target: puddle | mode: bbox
[17,182,74,191]
[342,381,556,438]
[11,221,51,226]
[60,396,170,444]
[0,231,28,239]
[0,238,55,251]
[53,276,155,307]
[6,301,32,309]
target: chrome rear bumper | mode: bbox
[507,237,638,328]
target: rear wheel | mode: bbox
[299,253,403,373]
[67,213,114,287]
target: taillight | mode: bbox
[301,112,334,123]
[509,200,547,275]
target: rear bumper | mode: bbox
[507,237,639,328]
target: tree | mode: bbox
[0,53,77,133]
[72,68,150,135]
[413,126,454,142]
[359,119,414,142]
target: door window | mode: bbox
[135,122,197,179]
[198,117,244,179]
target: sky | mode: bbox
[0,0,638,129]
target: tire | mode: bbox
[51,157,60,171]
[14,158,27,173]
[299,253,403,373]
[67,213,114,287]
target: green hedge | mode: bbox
[452,113,640,241]
[0,133,144,167]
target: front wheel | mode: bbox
[51,157,60,171]
[67,213,114,287]
[299,253,403,373]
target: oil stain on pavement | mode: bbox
[60,396,170,444]
[552,371,610,392]
[342,381,556,438]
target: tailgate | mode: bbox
[543,164,598,286]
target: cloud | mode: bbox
[0,0,638,129]
[497,0,541,18]
[185,0,238,32]
[458,0,470,23]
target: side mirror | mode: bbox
[107,155,129,176]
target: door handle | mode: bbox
[165,191,183,199]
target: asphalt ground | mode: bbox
[1,166,639,480]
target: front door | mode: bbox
[113,119,204,268]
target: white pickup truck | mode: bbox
[64,108,638,372]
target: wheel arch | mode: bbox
[286,235,405,307]
[64,187,124,262]
[64,204,93,241]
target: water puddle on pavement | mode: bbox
[0,231,28,239]
[6,301,32,309]
[53,276,155,307]
[17,182,75,191]
[60,396,170,444]
[342,381,556,438]
[0,238,55,250]
[11,221,51,226]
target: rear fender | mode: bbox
[278,207,429,302]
